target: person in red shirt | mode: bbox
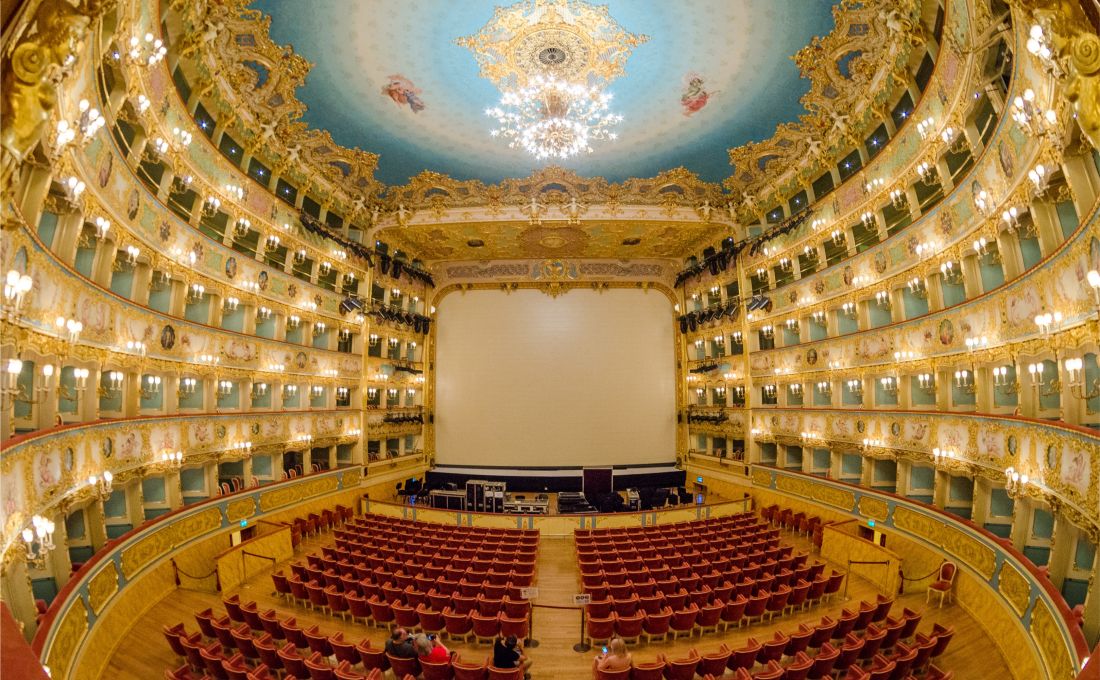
[415,633,450,663]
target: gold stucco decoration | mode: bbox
[997,560,1031,616]
[45,595,89,680]
[857,496,889,522]
[226,498,256,524]
[120,507,222,579]
[1029,597,1075,680]
[87,561,120,615]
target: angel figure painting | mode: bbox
[381,74,425,113]
[681,73,714,116]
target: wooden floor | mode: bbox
[102,528,1009,679]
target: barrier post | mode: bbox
[573,607,590,653]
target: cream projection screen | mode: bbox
[434,288,676,468]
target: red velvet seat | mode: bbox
[387,654,421,679]
[758,631,789,664]
[356,639,389,673]
[727,638,760,672]
[696,599,724,634]
[642,607,672,643]
[451,654,488,680]
[472,611,501,643]
[443,607,473,643]
[721,594,748,631]
[669,602,699,639]
[696,644,732,677]
[628,660,665,680]
[807,642,838,680]
[657,650,699,680]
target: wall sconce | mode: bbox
[202,195,222,217]
[1063,358,1098,400]
[1027,163,1049,195]
[313,321,327,336]
[252,382,268,398]
[1087,270,1100,308]
[932,447,955,465]
[284,384,298,397]
[264,234,281,251]
[778,258,792,272]
[368,334,380,346]
[159,450,184,469]
[88,471,113,501]
[287,315,301,328]
[3,270,33,320]
[293,249,307,265]
[388,338,400,349]
[3,359,23,397]
[880,376,898,395]
[816,381,832,396]
[784,319,799,333]
[862,438,885,450]
[1027,362,1061,396]
[973,189,994,218]
[178,374,198,393]
[170,171,194,193]
[760,325,774,340]
[1033,311,1063,336]
[830,229,845,246]
[391,288,403,299]
[1004,466,1031,499]
[224,183,245,201]
[367,387,378,400]
[800,429,820,441]
[802,245,818,263]
[695,387,706,398]
[916,161,937,185]
[840,302,856,317]
[54,315,83,344]
[126,31,166,65]
[788,383,802,397]
[224,296,239,311]
[387,388,399,399]
[21,514,56,568]
[217,379,233,396]
[241,281,259,294]
[762,384,776,398]
[846,379,863,396]
[339,328,351,342]
[992,366,1019,394]
[233,218,251,239]
[311,385,324,398]
[940,126,967,154]
[715,386,727,398]
[337,386,350,400]
[36,364,55,395]
[72,367,89,392]
[122,245,140,267]
[939,261,963,285]
[140,375,162,399]
[267,363,285,372]
[916,116,936,140]
[811,218,826,232]
[863,177,885,195]
[1000,206,1020,231]
[54,99,104,154]
[197,354,220,366]
[906,277,927,299]
[320,261,332,276]
[714,335,725,346]
[874,291,891,309]
[894,350,916,362]
[889,189,907,210]
[953,369,976,394]
[104,370,124,394]
[733,385,745,399]
[860,211,877,228]
[230,441,253,453]
[731,331,743,344]
[186,283,205,302]
[917,373,935,393]
[811,310,826,324]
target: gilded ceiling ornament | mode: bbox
[456,0,648,89]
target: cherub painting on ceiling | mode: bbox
[681,73,715,116]
[381,74,425,113]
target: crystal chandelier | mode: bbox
[486,76,623,160]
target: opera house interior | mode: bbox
[2,0,1100,678]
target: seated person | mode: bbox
[593,637,632,675]
[493,635,533,677]
[414,633,450,663]
[384,628,416,658]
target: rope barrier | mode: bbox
[242,551,276,563]
[848,559,891,565]
[171,558,220,591]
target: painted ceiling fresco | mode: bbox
[250,0,839,186]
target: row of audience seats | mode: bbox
[585,571,848,646]
[164,597,527,679]
[592,599,954,680]
[272,514,539,646]
[760,505,831,552]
